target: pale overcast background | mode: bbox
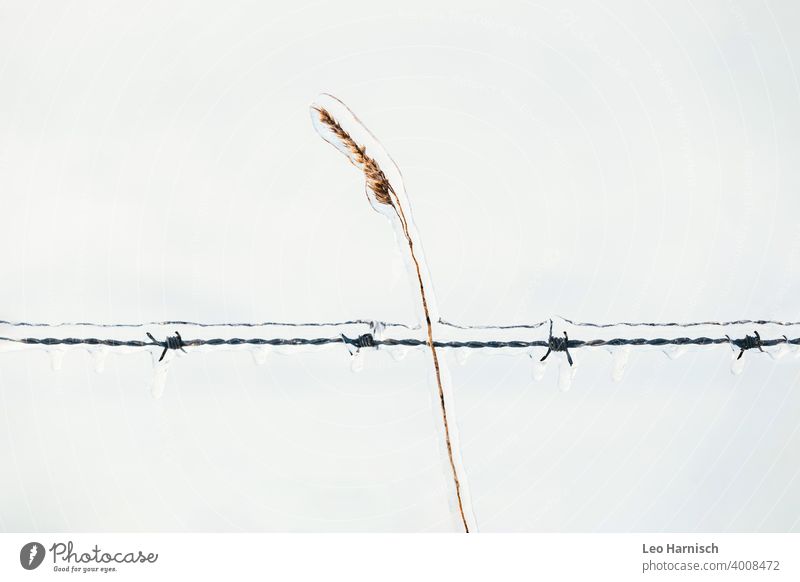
[0,0,799,531]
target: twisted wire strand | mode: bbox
[560,318,800,328]
[2,335,798,349]
[437,318,550,330]
[0,319,415,329]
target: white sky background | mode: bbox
[0,0,799,531]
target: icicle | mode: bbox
[92,347,109,374]
[369,320,386,340]
[558,358,577,391]
[456,348,470,366]
[768,337,793,361]
[150,359,171,399]
[664,345,687,360]
[147,340,185,398]
[611,347,631,382]
[769,345,790,360]
[342,334,367,372]
[48,349,65,371]
[530,353,547,381]
[251,346,270,366]
[350,351,365,373]
[389,346,408,361]
[730,352,746,375]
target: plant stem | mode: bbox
[390,189,470,533]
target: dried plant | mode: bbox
[312,101,471,532]
[312,106,394,207]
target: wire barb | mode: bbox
[341,333,376,351]
[726,330,765,360]
[146,331,187,362]
[540,320,574,366]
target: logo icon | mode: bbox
[20,542,46,570]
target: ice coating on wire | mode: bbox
[0,319,797,408]
[1,318,796,359]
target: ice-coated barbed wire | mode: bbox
[1,318,797,353]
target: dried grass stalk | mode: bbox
[312,106,394,206]
[313,102,471,533]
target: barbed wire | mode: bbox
[0,318,414,329]
[560,318,800,328]
[1,318,798,366]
